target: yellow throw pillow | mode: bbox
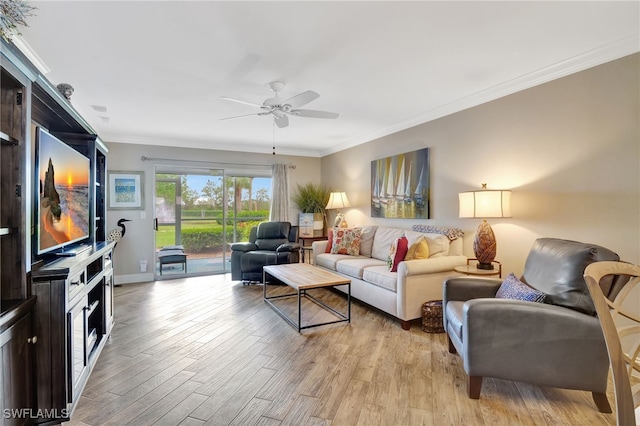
[405,236,430,260]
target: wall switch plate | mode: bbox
[141,211,146,219]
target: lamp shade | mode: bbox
[458,190,511,218]
[326,191,351,210]
[459,188,512,270]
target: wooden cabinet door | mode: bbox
[104,272,114,335]
[0,313,33,426]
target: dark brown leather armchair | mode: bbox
[230,221,300,283]
[443,238,620,412]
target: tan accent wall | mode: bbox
[321,53,640,276]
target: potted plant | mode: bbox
[292,183,330,237]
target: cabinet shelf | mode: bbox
[0,297,35,320]
[0,227,17,236]
[0,131,18,145]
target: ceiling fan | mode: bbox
[220,81,339,128]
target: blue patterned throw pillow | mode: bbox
[496,273,546,303]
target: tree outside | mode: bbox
[155,173,272,255]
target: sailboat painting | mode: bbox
[370,148,430,219]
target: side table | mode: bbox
[454,258,502,278]
[299,236,328,264]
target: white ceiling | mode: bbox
[17,1,640,157]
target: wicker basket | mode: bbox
[421,300,444,333]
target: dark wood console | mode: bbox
[2,29,110,426]
[31,242,114,422]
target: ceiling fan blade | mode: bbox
[220,96,263,108]
[290,109,339,119]
[220,112,267,121]
[282,90,319,108]
[274,114,289,128]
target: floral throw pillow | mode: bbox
[330,228,362,255]
[496,273,546,303]
[387,236,409,272]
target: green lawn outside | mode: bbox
[155,219,263,250]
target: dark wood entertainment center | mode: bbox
[1,40,112,425]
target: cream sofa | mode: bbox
[312,225,466,329]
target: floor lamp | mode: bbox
[326,191,351,228]
[459,184,511,270]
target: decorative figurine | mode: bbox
[56,83,74,102]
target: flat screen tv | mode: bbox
[36,127,91,255]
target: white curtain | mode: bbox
[269,164,289,222]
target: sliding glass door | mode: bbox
[154,165,271,278]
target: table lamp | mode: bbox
[326,191,351,228]
[459,184,511,270]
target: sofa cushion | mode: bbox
[336,257,386,279]
[316,253,354,270]
[255,222,291,251]
[388,236,409,272]
[362,265,398,292]
[359,226,378,257]
[404,230,450,257]
[521,238,619,315]
[445,301,465,340]
[241,250,277,273]
[496,273,546,303]
[405,236,430,260]
[403,229,428,246]
[371,227,405,261]
[331,227,362,255]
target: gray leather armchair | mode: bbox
[230,221,300,283]
[443,237,619,412]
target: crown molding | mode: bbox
[321,34,640,157]
[104,134,324,158]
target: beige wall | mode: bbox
[105,143,321,282]
[108,54,639,282]
[321,54,640,276]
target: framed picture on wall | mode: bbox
[108,171,144,210]
[371,148,430,219]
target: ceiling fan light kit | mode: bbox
[221,81,339,128]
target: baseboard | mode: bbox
[115,273,154,285]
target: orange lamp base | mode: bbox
[473,220,497,270]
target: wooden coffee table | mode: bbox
[263,263,351,332]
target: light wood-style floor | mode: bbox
[64,274,616,426]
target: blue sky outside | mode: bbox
[186,175,271,198]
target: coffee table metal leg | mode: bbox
[348,282,351,323]
[298,289,302,332]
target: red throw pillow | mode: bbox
[388,236,409,272]
[325,228,334,253]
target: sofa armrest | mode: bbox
[399,255,468,276]
[312,240,329,254]
[443,276,503,302]
[277,242,301,253]
[464,299,600,336]
[230,242,257,252]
